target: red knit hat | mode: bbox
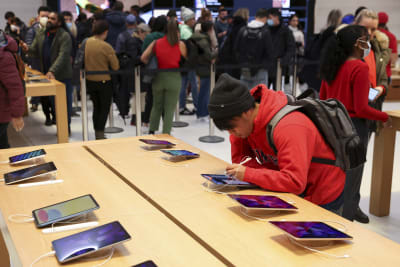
[378,12,389,24]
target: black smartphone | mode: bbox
[4,162,57,185]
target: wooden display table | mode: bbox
[370,110,400,216]
[86,136,400,266]
[387,75,400,101]
[25,68,69,143]
[0,144,221,267]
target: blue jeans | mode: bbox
[197,77,210,118]
[0,122,10,149]
[60,79,73,126]
[240,69,268,90]
[179,70,198,110]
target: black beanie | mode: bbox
[208,73,255,120]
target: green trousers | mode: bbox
[149,72,181,134]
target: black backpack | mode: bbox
[181,38,203,69]
[239,26,264,76]
[266,89,366,171]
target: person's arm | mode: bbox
[106,44,119,71]
[262,29,274,69]
[281,28,296,66]
[179,40,187,59]
[115,33,124,54]
[140,40,155,64]
[25,31,39,58]
[48,32,72,77]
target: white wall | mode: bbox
[315,0,400,39]
[0,0,44,30]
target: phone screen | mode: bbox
[9,149,46,164]
[368,88,379,101]
[52,221,131,263]
[269,221,352,239]
[32,194,99,227]
[228,194,297,209]
[4,162,57,184]
[28,78,50,83]
[139,139,175,146]
[132,260,158,267]
[161,150,199,157]
[201,174,254,186]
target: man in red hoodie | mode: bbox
[0,30,25,149]
[208,74,345,213]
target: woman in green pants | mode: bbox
[141,20,187,134]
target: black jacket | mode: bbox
[105,11,126,48]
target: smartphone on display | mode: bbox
[52,221,131,263]
[368,87,380,101]
[4,162,57,185]
[139,139,175,148]
[160,150,200,159]
[132,260,158,267]
[32,194,100,228]
[269,221,353,241]
[228,194,298,210]
[9,149,46,165]
[28,78,51,83]
[201,174,257,188]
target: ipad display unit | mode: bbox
[9,149,46,165]
[201,174,257,188]
[4,161,57,185]
[269,221,353,241]
[132,260,158,267]
[52,221,131,263]
[160,150,200,159]
[139,139,176,148]
[368,87,380,101]
[228,194,298,211]
[32,194,100,228]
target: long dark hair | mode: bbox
[319,25,368,84]
[166,20,179,45]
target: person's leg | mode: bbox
[60,79,73,134]
[86,81,100,132]
[162,73,181,134]
[142,82,153,124]
[149,74,164,133]
[188,70,198,111]
[97,81,113,132]
[179,73,188,110]
[196,77,210,118]
[40,96,52,125]
[0,122,10,149]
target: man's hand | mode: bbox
[46,72,55,80]
[383,117,392,128]
[11,117,24,132]
[20,41,29,53]
[226,164,246,181]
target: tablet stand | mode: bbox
[42,221,99,234]
[240,206,280,216]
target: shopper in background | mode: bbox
[0,30,25,149]
[84,20,119,140]
[141,20,187,135]
[288,14,304,56]
[167,10,178,22]
[319,25,391,223]
[76,13,92,45]
[195,8,217,51]
[4,11,27,42]
[130,5,145,24]
[62,11,77,38]
[214,8,229,48]
[105,1,126,48]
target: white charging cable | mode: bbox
[8,214,34,223]
[80,247,115,267]
[29,250,56,267]
[0,160,9,164]
[287,236,350,258]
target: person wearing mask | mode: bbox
[377,12,398,83]
[130,5,145,24]
[266,8,296,91]
[234,8,273,89]
[141,20,187,135]
[84,20,119,140]
[319,25,391,223]
[214,8,229,48]
[0,30,25,149]
[105,1,126,48]
[4,11,27,42]
[62,11,77,38]
[21,12,73,133]
[179,6,198,116]
[191,21,218,122]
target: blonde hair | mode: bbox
[355,9,378,24]
[234,8,249,22]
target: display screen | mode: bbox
[32,194,99,227]
[132,260,158,267]
[201,174,255,186]
[4,162,57,185]
[52,221,131,263]
[269,221,353,239]
[139,139,175,146]
[161,150,199,157]
[228,195,298,209]
[9,149,46,164]
[28,78,51,83]
[369,88,379,101]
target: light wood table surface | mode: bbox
[370,110,400,216]
[86,135,400,267]
[25,68,68,143]
[0,144,222,267]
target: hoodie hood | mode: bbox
[0,32,18,53]
[250,84,288,134]
[106,11,126,26]
[248,20,265,29]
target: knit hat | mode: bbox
[137,23,150,32]
[181,6,195,22]
[126,14,137,25]
[208,74,255,120]
[378,12,389,25]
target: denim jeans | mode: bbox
[0,122,10,149]
[179,70,198,110]
[240,69,268,90]
[197,77,210,118]
[60,79,73,126]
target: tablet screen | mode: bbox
[228,195,297,209]
[201,174,254,186]
[161,150,199,157]
[269,221,352,239]
[9,149,46,164]
[139,139,175,146]
[4,162,57,184]
[32,194,99,227]
[52,221,131,263]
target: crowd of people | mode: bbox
[1,3,398,224]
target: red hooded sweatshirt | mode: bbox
[230,85,345,206]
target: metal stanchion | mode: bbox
[199,63,224,143]
[134,66,142,136]
[291,55,298,96]
[104,100,123,133]
[172,71,189,127]
[80,71,89,141]
[276,58,282,91]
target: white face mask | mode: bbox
[10,24,19,31]
[39,16,48,27]
[363,41,371,58]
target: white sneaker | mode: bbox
[197,116,209,123]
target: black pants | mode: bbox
[142,82,153,124]
[87,80,113,131]
[41,96,55,120]
[0,122,10,149]
[342,117,369,221]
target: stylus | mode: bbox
[42,221,99,234]
[18,179,64,188]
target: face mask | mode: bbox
[39,17,48,27]
[66,22,72,29]
[267,19,274,26]
[362,41,371,58]
[10,24,19,32]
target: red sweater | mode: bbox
[320,60,388,122]
[230,85,345,206]
[155,36,181,69]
